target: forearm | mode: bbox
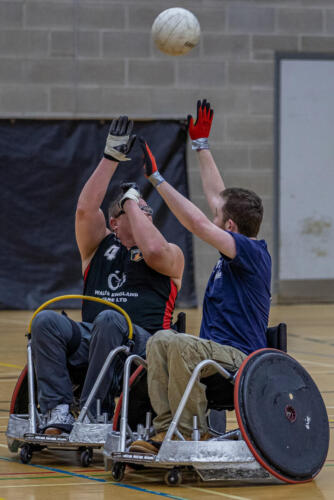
[125,201,170,255]
[157,181,209,238]
[197,149,225,216]
[77,157,118,212]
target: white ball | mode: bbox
[152,8,201,56]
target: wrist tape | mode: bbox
[191,138,209,150]
[148,171,165,188]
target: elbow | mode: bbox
[143,242,167,266]
[76,204,90,221]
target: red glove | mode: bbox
[139,137,165,187]
[188,99,214,150]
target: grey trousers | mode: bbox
[31,309,150,414]
[146,330,246,436]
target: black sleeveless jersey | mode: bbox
[82,234,177,333]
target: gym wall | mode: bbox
[1,0,334,304]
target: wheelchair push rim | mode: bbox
[234,348,329,484]
[10,295,134,416]
[28,294,133,340]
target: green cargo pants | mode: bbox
[146,330,246,437]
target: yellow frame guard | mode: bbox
[28,294,133,340]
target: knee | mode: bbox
[91,309,126,346]
[93,309,125,331]
[31,310,60,343]
[147,330,177,356]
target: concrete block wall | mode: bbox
[1,0,334,304]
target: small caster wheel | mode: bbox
[20,444,33,464]
[165,468,182,486]
[111,462,125,482]
[80,448,93,467]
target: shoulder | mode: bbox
[223,232,271,272]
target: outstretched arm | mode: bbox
[75,116,136,273]
[117,185,184,289]
[139,139,236,259]
[188,100,225,217]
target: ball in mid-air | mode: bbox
[152,8,201,56]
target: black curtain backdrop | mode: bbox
[0,119,197,311]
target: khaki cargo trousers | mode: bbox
[146,330,246,436]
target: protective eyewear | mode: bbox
[115,204,153,218]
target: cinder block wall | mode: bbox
[1,0,334,305]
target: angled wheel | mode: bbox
[111,462,125,482]
[165,468,182,486]
[80,448,93,467]
[20,444,33,464]
[234,348,329,484]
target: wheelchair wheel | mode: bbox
[113,366,155,432]
[10,365,32,415]
[234,348,329,484]
[20,444,33,464]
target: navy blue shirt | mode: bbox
[199,232,271,355]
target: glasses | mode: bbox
[115,205,153,218]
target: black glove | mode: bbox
[104,116,136,162]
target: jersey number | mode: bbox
[104,245,120,262]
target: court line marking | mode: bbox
[181,485,250,500]
[0,480,189,499]
[0,362,23,369]
[0,457,188,500]
[130,472,250,500]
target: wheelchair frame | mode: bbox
[6,295,186,467]
[104,328,329,486]
[6,295,134,467]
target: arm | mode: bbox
[188,100,225,216]
[118,189,184,289]
[157,181,236,259]
[75,116,136,273]
[139,138,236,259]
[75,157,117,272]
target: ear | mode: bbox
[225,219,238,233]
[109,218,117,231]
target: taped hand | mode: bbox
[187,99,214,150]
[118,184,141,211]
[104,116,136,162]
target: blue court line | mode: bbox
[0,456,188,500]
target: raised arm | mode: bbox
[188,100,225,217]
[75,116,136,273]
[116,185,184,290]
[139,138,236,259]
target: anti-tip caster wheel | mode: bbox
[80,448,93,467]
[111,462,125,482]
[20,444,33,464]
[165,468,182,486]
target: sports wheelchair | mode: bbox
[6,295,185,467]
[103,323,330,486]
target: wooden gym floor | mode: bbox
[0,304,332,500]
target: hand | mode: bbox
[120,182,140,194]
[138,138,165,188]
[104,116,136,162]
[119,185,141,211]
[138,137,158,177]
[187,99,214,150]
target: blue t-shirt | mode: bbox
[199,232,271,355]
